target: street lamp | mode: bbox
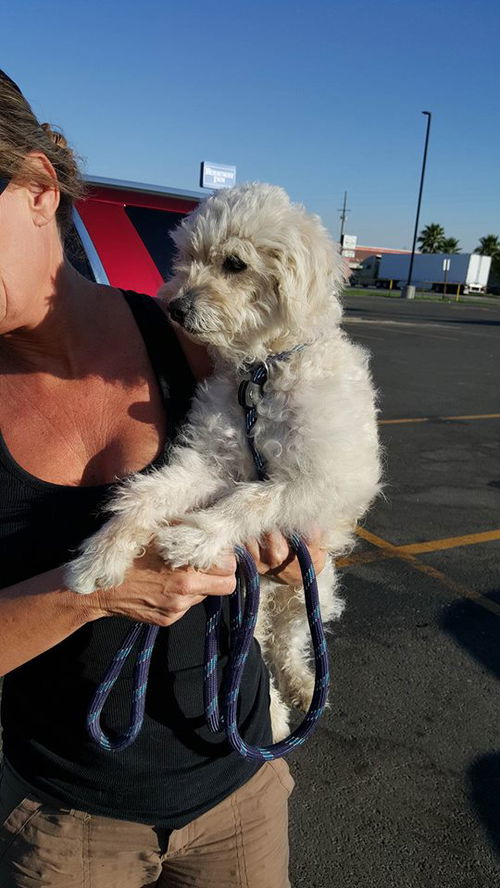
[401,111,432,300]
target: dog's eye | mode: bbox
[222,255,248,273]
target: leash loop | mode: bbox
[204,536,329,759]
[86,622,159,751]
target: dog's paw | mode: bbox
[292,674,316,713]
[65,547,129,595]
[155,524,227,571]
[269,688,291,742]
[279,671,316,713]
[65,526,143,595]
[65,514,154,595]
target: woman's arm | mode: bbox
[0,566,93,675]
[0,532,327,677]
[0,549,237,677]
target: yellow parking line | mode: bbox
[339,528,500,565]
[339,526,500,617]
[355,527,398,550]
[399,530,500,554]
[380,413,500,425]
[337,549,393,568]
[380,418,428,425]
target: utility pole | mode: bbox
[402,111,432,299]
[338,191,350,245]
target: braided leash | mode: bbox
[204,535,329,759]
[204,569,243,733]
[203,350,330,759]
[86,622,159,751]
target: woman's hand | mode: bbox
[244,528,327,586]
[84,528,327,628]
[85,546,237,627]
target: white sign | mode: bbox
[442,259,451,271]
[341,234,357,249]
[200,161,237,190]
[342,250,356,258]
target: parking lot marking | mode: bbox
[355,526,400,553]
[339,529,500,565]
[399,530,500,554]
[380,413,500,425]
[344,319,457,330]
[339,527,500,617]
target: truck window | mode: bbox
[124,206,186,280]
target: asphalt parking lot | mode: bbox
[289,292,500,887]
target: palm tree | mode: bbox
[476,235,500,288]
[475,234,500,257]
[441,237,460,254]
[417,223,445,253]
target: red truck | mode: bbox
[70,176,204,295]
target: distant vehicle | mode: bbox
[351,254,384,289]
[354,252,492,295]
[68,176,204,295]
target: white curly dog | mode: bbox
[66,183,381,739]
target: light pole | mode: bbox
[402,111,432,299]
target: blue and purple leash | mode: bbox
[86,348,330,758]
[204,534,329,759]
[208,351,330,757]
[87,622,159,751]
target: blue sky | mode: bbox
[4,0,499,251]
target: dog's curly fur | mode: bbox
[66,183,382,739]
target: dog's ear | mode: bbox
[271,209,345,331]
[169,219,188,255]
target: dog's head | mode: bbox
[161,183,347,363]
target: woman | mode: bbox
[0,71,326,887]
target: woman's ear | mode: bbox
[23,152,60,227]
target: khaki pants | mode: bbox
[0,758,294,887]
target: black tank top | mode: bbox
[0,290,271,828]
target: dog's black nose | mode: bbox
[167,295,195,327]
[168,301,187,325]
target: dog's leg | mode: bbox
[260,560,342,712]
[155,481,290,569]
[268,677,292,741]
[254,593,291,740]
[66,449,225,594]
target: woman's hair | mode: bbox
[0,70,85,236]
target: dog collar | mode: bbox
[238,344,307,479]
[238,344,307,409]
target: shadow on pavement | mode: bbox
[467,753,500,856]
[440,589,500,680]
[441,590,500,856]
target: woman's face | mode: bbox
[0,163,62,334]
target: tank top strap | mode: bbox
[120,290,196,439]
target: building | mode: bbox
[340,236,416,275]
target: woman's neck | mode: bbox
[0,264,107,378]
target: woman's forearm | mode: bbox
[0,549,237,677]
[0,532,327,677]
[0,567,95,676]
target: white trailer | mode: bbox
[377,253,491,294]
